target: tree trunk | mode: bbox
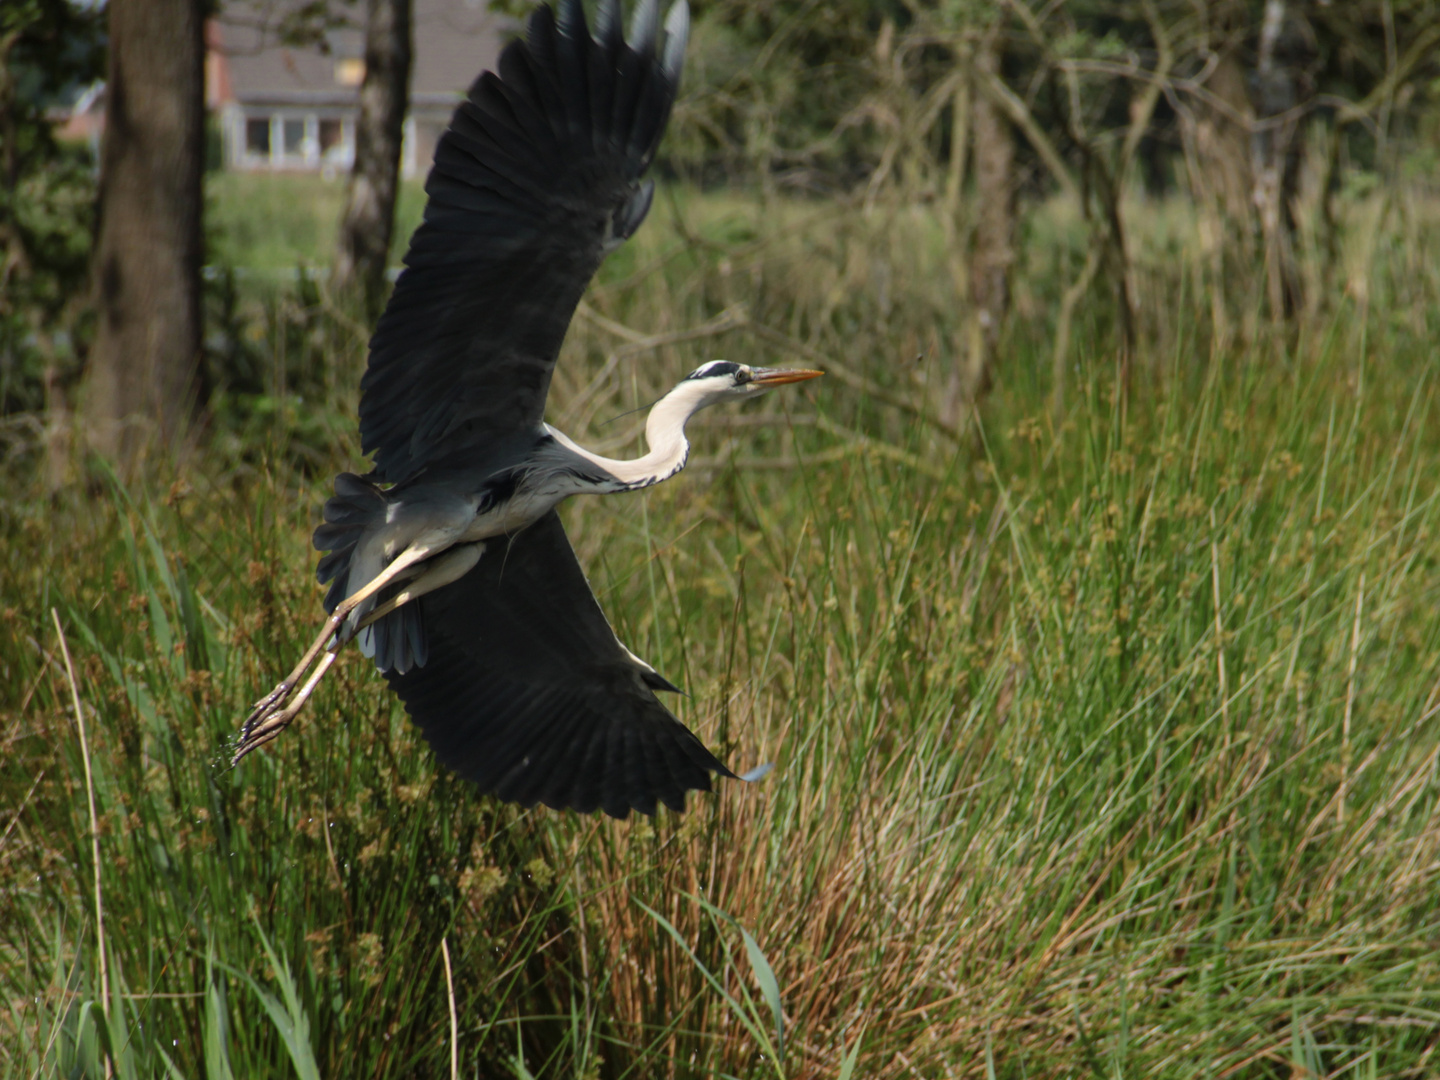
[1251,0,1305,320]
[84,0,205,466]
[959,29,1013,412]
[1197,43,1254,226]
[333,0,412,315]
[1176,0,1253,348]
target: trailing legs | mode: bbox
[233,541,485,762]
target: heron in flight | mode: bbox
[232,0,821,818]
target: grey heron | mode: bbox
[232,0,822,818]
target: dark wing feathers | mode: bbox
[385,511,732,817]
[629,0,659,57]
[589,2,622,140]
[594,0,622,51]
[359,0,688,485]
[660,2,688,83]
[554,8,591,142]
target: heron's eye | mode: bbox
[734,369,751,384]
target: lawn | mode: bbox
[205,172,428,273]
[4,179,1440,1078]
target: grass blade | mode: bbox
[215,914,321,1080]
[740,925,785,1063]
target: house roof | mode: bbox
[214,0,511,111]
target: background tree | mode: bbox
[963,23,1014,409]
[1249,0,1310,320]
[83,0,206,467]
[332,0,413,315]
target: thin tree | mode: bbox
[963,23,1013,409]
[83,0,205,466]
[1251,0,1307,321]
[333,0,412,314]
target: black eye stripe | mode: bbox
[686,361,742,381]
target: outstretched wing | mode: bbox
[384,511,734,817]
[360,0,689,485]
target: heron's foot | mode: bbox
[234,680,301,763]
[232,649,340,765]
[239,680,293,741]
[232,696,302,764]
[231,542,475,767]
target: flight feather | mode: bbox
[357,0,690,485]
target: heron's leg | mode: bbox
[238,537,455,742]
[354,543,485,630]
[325,540,452,641]
[232,650,339,763]
[240,560,427,733]
[240,545,485,755]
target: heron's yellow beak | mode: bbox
[749,367,824,386]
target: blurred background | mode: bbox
[5,1,1440,1077]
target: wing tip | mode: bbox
[556,0,586,40]
[662,1,689,83]
[594,0,622,48]
[628,0,659,55]
[739,762,774,783]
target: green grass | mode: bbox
[4,183,1440,1078]
[206,172,427,272]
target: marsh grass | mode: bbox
[3,185,1440,1077]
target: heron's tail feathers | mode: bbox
[314,472,387,611]
[313,472,428,675]
[355,595,428,676]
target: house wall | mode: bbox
[210,0,504,179]
[220,105,454,179]
[223,103,359,175]
[54,4,502,181]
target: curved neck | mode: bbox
[548,380,711,490]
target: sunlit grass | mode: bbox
[4,185,1440,1077]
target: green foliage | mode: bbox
[4,185,1440,1077]
[668,1,906,184]
[204,172,425,274]
[0,0,104,417]
[665,0,1440,205]
[641,896,788,1075]
[219,917,324,1080]
[196,174,431,473]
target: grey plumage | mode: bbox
[324,0,719,815]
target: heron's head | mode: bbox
[680,361,823,406]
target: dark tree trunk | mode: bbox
[84,0,205,465]
[333,0,412,314]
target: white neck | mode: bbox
[545,379,713,490]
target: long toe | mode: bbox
[233,702,295,763]
[239,683,294,739]
[246,680,288,716]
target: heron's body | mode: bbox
[233,0,820,818]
